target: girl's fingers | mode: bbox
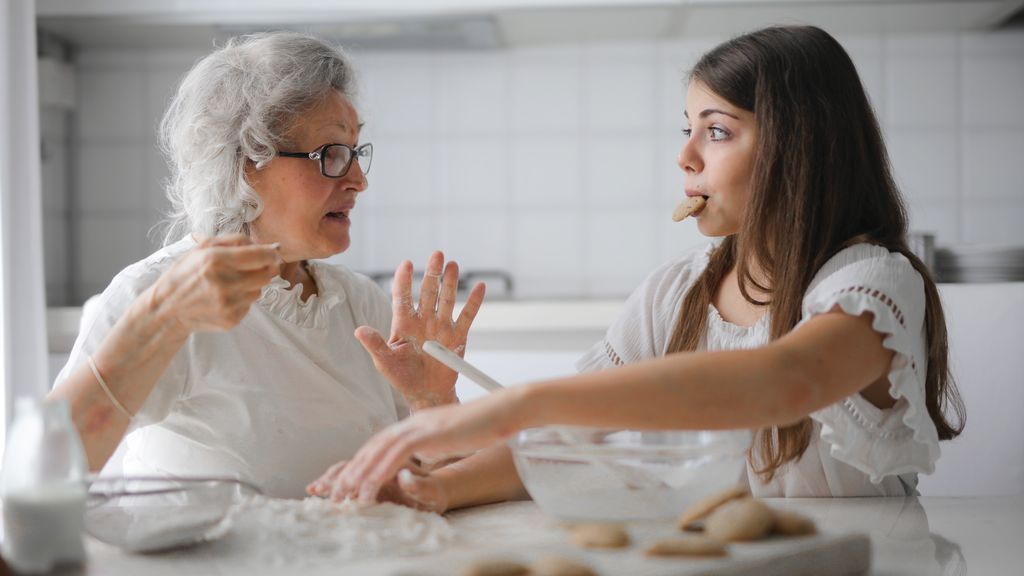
[335,423,408,500]
[417,251,444,316]
[363,436,424,498]
[455,282,486,335]
[307,460,349,495]
[437,261,460,320]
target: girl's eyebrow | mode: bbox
[683,108,740,120]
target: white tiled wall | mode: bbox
[40,107,71,304]
[52,29,1024,303]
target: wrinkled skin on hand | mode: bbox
[354,250,485,411]
[151,234,282,333]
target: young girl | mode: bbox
[309,25,965,508]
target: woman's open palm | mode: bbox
[355,251,485,410]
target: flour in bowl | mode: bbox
[227,496,455,565]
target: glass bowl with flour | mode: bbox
[84,476,261,552]
[510,427,751,522]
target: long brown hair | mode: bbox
[666,26,965,481]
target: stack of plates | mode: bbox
[934,245,1024,283]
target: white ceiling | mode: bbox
[36,0,1024,50]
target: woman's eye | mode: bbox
[709,126,729,141]
[681,128,692,138]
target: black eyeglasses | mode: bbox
[277,143,373,178]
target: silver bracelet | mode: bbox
[88,355,134,420]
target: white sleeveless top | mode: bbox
[577,242,940,497]
[54,237,408,498]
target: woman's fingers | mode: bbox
[210,242,282,271]
[391,260,415,315]
[455,282,486,336]
[417,251,444,316]
[437,260,460,320]
[354,326,392,366]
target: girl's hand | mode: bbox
[306,461,449,514]
[149,234,281,334]
[312,389,525,504]
[355,251,485,410]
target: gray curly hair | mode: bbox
[159,31,357,244]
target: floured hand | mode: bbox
[355,250,485,411]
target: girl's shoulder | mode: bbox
[803,242,927,333]
[807,242,923,296]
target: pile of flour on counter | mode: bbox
[227,495,456,565]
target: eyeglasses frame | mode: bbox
[277,142,373,179]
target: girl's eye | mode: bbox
[709,126,729,141]
[681,128,692,138]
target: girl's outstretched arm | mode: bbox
[314,307,893,503]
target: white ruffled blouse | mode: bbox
[54,237,408,498]
[577,242,938,497]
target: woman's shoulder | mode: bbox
[103,237,196,301]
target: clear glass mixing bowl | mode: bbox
[510,427,751,522]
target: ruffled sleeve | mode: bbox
[800,243,940,482]
[576,243,715,373]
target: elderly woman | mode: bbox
[48,32,484,498]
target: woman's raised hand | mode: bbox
[149,234,282,334]
[355,251,485,410]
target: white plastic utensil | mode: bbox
[423,341,502,392]
[422,341,668,491]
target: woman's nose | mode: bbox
[345,163,368,193]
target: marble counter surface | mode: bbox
[13,495,1021,575]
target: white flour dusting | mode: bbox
[226,496,456,565]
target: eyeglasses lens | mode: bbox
[322,144,372,178]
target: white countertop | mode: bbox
[19,495,1022,575]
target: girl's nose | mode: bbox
[678,140,701,175]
